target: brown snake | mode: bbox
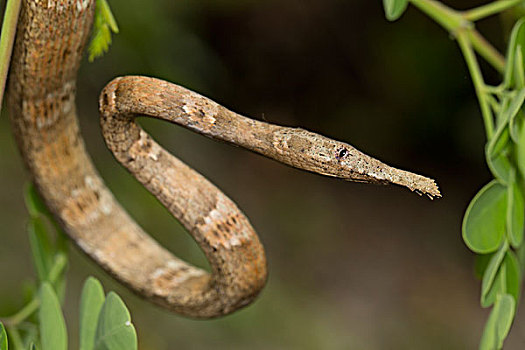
[6,0,440,318]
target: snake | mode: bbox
[6,0,440,318]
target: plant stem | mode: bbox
[410,0,464,32]
[48,253,67,283]
[457,30,495,139]
[0,0,22,107]
[0,252,66,327]
[463,0,524,22]
[484,84,506,95]
[486,94,501,114]
[468,30,506,73]
[6,326,23,350]
[1,299,39,327]
[410,0,506,73]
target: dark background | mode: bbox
[1,0,523,348]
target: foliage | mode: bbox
[382,0,408,21]
[0,185,137,350]
[88,0,119,62]
[383,0,525,349]
[0,323,7,350]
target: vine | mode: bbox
[383,0,525,348]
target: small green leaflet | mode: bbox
[503,251,521,304]
[94,292,137,350]
[481,242,507,307]
[39,283,68,350]
[382,0,408,21]
[515,47,525,89]
[479,294,515,350]
[507,170,525,248]
[88,0,119,62]
[24,184,50,218]
[475,253,493,280]
[481,259,506,309]
[28,217,54,282]
[517,116,525,179]
[486,139,512,185]
[0,322,7,350]
[508,88,525,143]
[485,88,525,185]
[481,249,521,308]
[504,18,525,89]
[79,277,105,350]
[462,181,507,254]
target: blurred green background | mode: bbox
[1,0,524,348]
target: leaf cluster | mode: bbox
[0,185,137,350]
[383,1,525,349]
[88,0,119,62]
[462,19,525,350]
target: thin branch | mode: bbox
[463,0,524,22]
[410,0,506,74]
[6,326,23,350]
[409,0,464,33]
[0,0,22,106]
[468,29,506,73]
[457,30,495,139]
[1,299,39,327]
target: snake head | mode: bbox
[270,128,441,199]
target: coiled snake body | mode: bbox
[7,0,440,318]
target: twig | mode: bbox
[0,0,22,106]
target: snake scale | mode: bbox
[6,0,440,318]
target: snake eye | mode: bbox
[337,148,348,159]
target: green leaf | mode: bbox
[503,88,525,143]
[481,261,506,308]
[28,217,54,282]
[382,0,408,21]
[24,183,50,218]
[481,250,521,309]
[463,181,508,253]
[39,283,67,350]
[509,111,524,144]
[52,226,69,303]
[21,322,39,349]
[517,241,525,272]
[489,127,510,158]
[503,251,521,303]
[486,122,512,184]
[80,277,106,350]
[504,18,525,88]
[481,242,507,306]
[88,0,119,62]
[516,116,525,179]
[0,322,7,350]
[475,253,494,280]
[487,148,513,185]
[479,294,515,350]
[515,47,525,89]
[94,292,137,350]
[507,170,525,247]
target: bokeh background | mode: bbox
[1,0,524,348]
